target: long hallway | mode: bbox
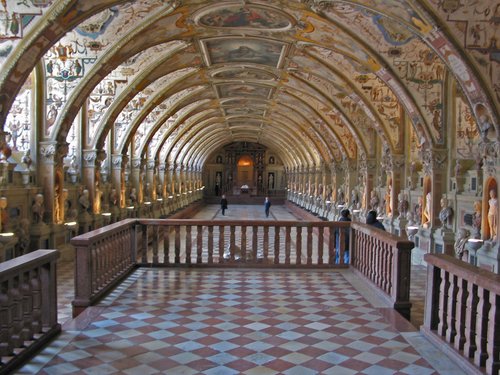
[17,204,464,375]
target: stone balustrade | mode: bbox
[422,253,500,375]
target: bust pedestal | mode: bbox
[30,223,51,251]
[476,241,499,273]
[392,216,408,237]
[78,211,93,234]
[432,228,455,256]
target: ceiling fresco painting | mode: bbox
[0,0,497,176]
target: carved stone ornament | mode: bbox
[131,158,142,169]
[147,160,156,170]
[82,150,98,167]
[39,143,57,163]
[111,154,123,169]
[158,163,166,172]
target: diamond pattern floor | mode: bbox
[20,268,464,374]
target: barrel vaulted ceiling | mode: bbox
[0,0,498,170]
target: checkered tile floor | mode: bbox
[19,268,465,374]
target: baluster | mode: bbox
[174,226,181,263]
[152,225,159,264]
[9,276,23,348]
[437,269,449,337]
[453,277,468,352]
[142,225,148,264]
[230,225,236,261]
[91,244,98,293]
[307,226,313,265]
[252,226,258,261]
[328,224,335,265]
[285,226,291,265]
[196,225,203,264]
[20,271,33,341]
[317,226,324,265]
[296,226,302,265]
[241,225,247,262]
[208,225,214,264]
[0,280,13,356]
[30,268,42,334]
[218,225,225,263]
[383,244,391,292]
[463,283,478,358]
[263,226,269,262]
[163,225,170,265]
[473,287,489,368]
[274,225,280,265]
[445,274,458,344]
[485,292,499,375]
[185,225,192,264]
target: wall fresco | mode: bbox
[197,5,292,30]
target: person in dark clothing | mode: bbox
[366,210,385,230]
[220,194,228,215]
[336,208,351,263]
[264,196,271,217]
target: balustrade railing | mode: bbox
[71,219,137,317]
[422,253,499,375]
[69,218,413,322]
[350,222,414,319]
[0,250,60,374]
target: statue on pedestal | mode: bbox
[438,197,453,229]
[454,228,470,261]
[31,194,45,225]
[487,188,497,241]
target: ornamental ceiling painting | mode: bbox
[0,0,498,171]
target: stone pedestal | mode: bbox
[392,217,408,237]
[412,228,433,266]
[30,223,51,250]
[93,214,104,229]
[432,228,455,256]
[78,212,93,234]
[54,224,75,261]
[0,234,18,261]
[477,241,499,273]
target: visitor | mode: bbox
[220,194,228,216]
[336,208,351,263]
[264,196,271,217]
[366,210,385,231]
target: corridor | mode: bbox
[17,204,464,375]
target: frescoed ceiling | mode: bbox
[0,0,498,170]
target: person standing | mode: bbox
[264,196,271,217]
[336,208,351,264]
[220,194,228,216]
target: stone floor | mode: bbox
[16,203,465,375]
